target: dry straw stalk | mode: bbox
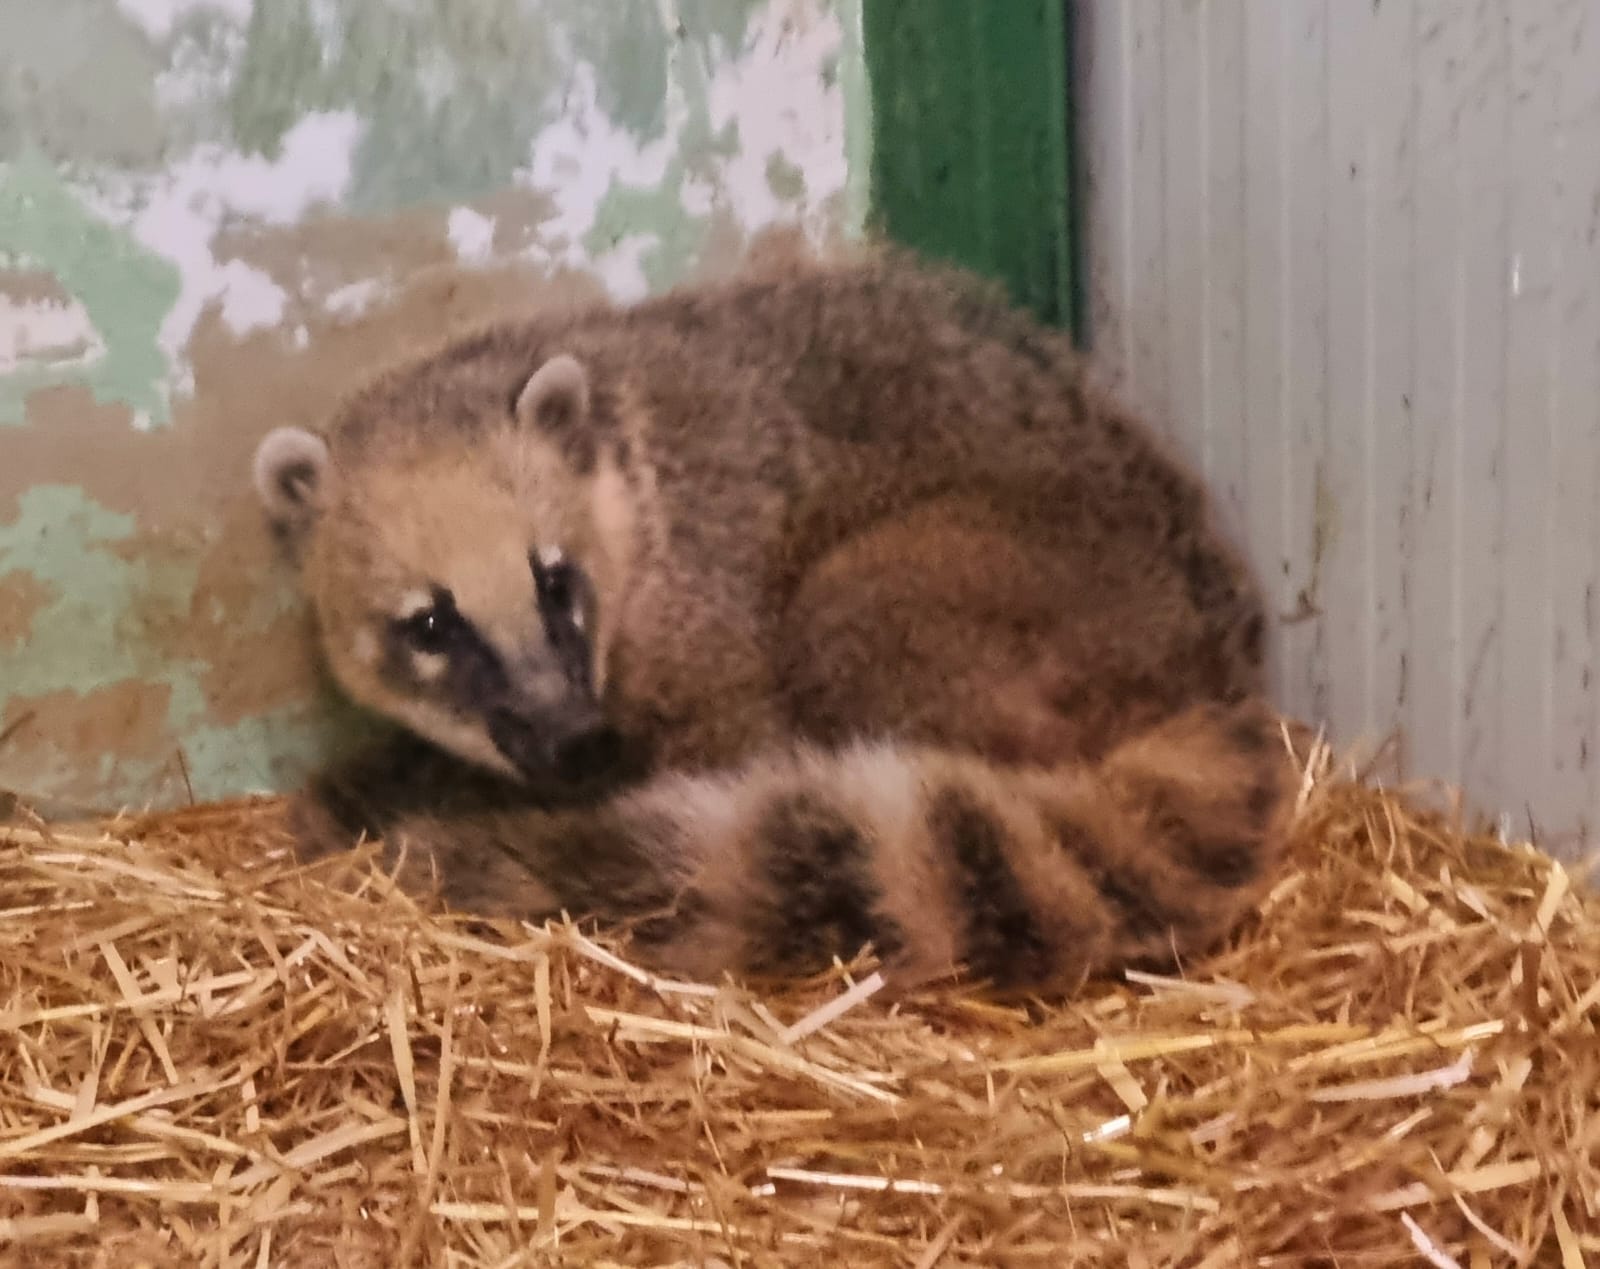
[1,742,1596,1266]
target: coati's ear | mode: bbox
[515,353,589,432]
[252,426,333,549]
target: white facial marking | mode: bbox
[388,700,519,780]
[537,545,565,570]
[396,589,433,619]
[353,627,380,666]
[412,650,448,683]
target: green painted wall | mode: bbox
[0,0,869,813]
[862,0,1080,335]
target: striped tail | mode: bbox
[318,697,1303,998]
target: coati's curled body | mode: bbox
[253,247,1300,997]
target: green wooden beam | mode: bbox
[862,0,1083,341]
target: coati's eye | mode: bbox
[540,562,574,610]
[529,549,594,687]
[392,590,461,655]
[530,550,578,614]
[397,608,449,653]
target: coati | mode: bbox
[251,244,1301,998]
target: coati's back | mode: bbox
[252,245,1301,999]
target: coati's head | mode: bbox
[251,352,636,792]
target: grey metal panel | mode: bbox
[1077,0,1600,859]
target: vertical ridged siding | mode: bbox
[1078,0,1600,859]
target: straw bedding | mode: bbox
[2,741,1596,1267]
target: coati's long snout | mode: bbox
[486,701,623,788]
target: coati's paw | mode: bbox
[284,787,368,865]
[373,813,566,920]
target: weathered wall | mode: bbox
[1077,0,1600,859]
[0,0,867,813]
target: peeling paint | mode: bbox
[0,0,866,812]
[0,484,341,803]
[0,295,105,375]
[0,2,166,165]
[0,156,179,427]
[0,570,54,651]
[213,260,288,336]
[0,487,150,695]
[323,278,386,322]
[446,207,498,267]
[517,59,692,297]
[224,0,563,209]
[117,0,254,44]
[704,0,848,235]
[836,0,872,235]
[85,108,364,405]
[528,0,851,297]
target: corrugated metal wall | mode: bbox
[1076,0,1600,860]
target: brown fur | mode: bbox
[253,244,1301,998]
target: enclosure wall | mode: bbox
[0,0,867,813]
[1077,0,1600,859]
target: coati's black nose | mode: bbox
[488,707,620,786]
[551,724,622,784]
